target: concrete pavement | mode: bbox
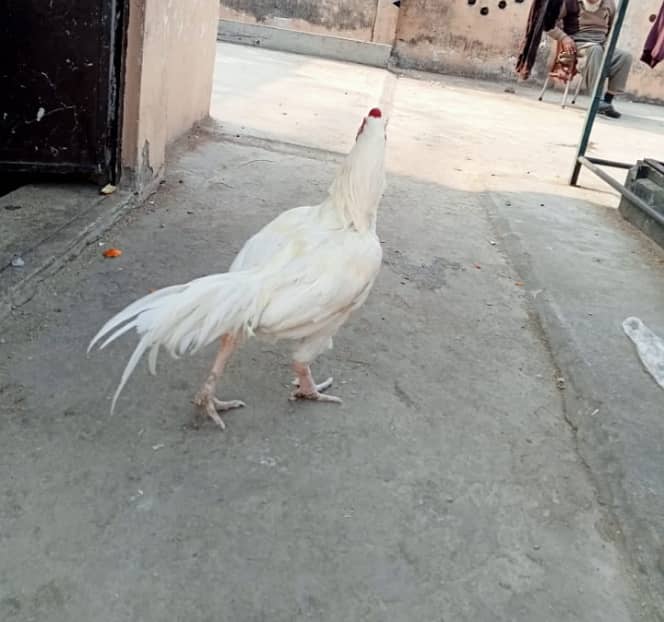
[215,44,664,615]
[1,42,664,621]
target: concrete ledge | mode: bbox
[620,198,664,251]
[217,19,392,67]
[0,187,135,322]
[619,164,664,251]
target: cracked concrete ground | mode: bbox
[1,43,664,621]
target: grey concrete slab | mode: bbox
[0,134,641,622]
[0,184,133,321]
[2,41,664,621]
[1,185,101,269]
[211,42,392,155]
[489,189,664,618]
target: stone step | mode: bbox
[630,178,664,215]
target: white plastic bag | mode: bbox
[623,317,664,390]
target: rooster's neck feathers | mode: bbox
[326,117,386,233]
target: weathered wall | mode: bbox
[122,0,219,190]
[393,0,525,78]
[616,2,664,101]
[219,0,379,41]
[392,0,664,101]
[218,0,663,100]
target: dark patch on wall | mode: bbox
[220,0,377,31]
[407,35,435,45]
[409,32,505,59]
[400,0,451,21]
[391,42,514,81]
[392,0,531,81]
[394,0,451,46]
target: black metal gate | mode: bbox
[0,1,126,184]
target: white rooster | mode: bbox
[89,108,387,429]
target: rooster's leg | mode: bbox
[193,334,245,429]
[290,362,342,404]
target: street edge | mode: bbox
[0,190,137,324]
[483,190,664,620]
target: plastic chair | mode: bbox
[538,41,584,108]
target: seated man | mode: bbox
[547,0,633,118]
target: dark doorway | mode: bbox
[0,1,127,185]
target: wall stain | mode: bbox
[221,0,376,30]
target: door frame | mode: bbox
[108,0,130,185]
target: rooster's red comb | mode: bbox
[368,108,382,118]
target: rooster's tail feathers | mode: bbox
[88,271,262,413]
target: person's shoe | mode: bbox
[599,101,622,119]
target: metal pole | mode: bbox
[569,0,630,186]
[586,156,633,169]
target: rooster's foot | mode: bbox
[290,391,343,404]
[193,393,245,430]
[291,376,334,393]
[290,364,342,404]
[290,376,342,404]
